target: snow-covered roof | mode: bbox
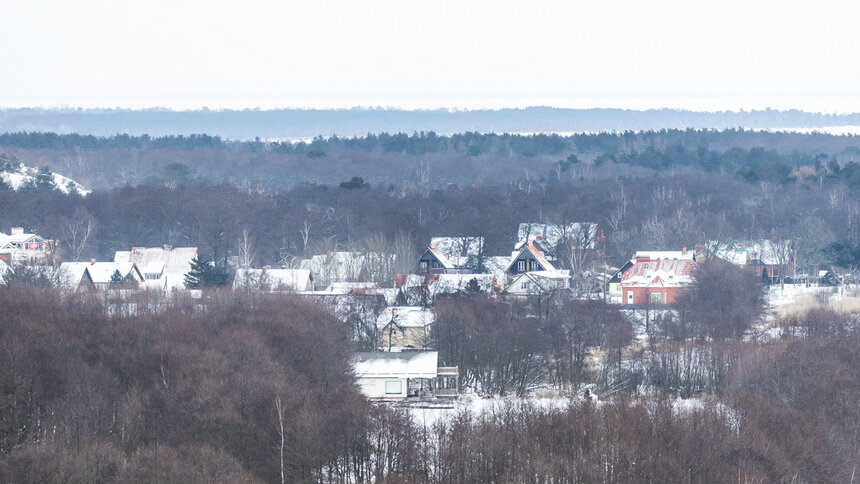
[505,270,571,293]
[707,240,792,266]
[233,268,312,291]
[424,245,454,269]
[426,273,496,295]
[352,351,439,379]
[634,250,694,261]
[376,306,435,330]
[484,256,513,284]
[325,281,379,292]
[621,258,696,288]
[428,236,484,268]
[119,247,196,272]
[517,222,599,251]
[58,262,89,289]
[117,247,197,291]
[59,261,140,288]
[86,262,139,285]
[0,228,50,247]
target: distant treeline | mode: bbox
[2,128,859,157]
[3,106,860,138]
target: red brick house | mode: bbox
[620,253,696,305]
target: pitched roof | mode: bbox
[86,262,140,284]
[505,270,571,293]
[120,247,197,274]
[707,240,793,266]
[506,242,557,272]
[117,247,197,291]
[352,351,439,379]
[58,262,90,289]
[423,245,454,269]
[233,268,312,290]
[428,236,484,267]
[620,258,696,288]
[376,306,435,330]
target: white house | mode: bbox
[352,351,440,399]
[60,260,143,291]
[504,270,571,296]
[115,246,197,291]
[0,227,56,265]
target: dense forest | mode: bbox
[0,286,857,482]
[1,129,860,189]
[1,158,859,273]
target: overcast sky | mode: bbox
[2,0,858,112]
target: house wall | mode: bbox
[357,377,408,399]
[378,323,430,349]
[621,286,682,305]
[509,257,544,274]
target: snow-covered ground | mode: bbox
[0,163,89,195]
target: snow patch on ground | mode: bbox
[0,163,89,195]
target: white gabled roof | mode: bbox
[59,261,140,288]
[621,258,696,288]
[429,236,484,268]
[376,306,435,330]
[427,273,496,295]
[708,240,792,266]
[424,245,454,269]
[58,262,90,289]
[352,351,439,379]
[634,250,694,261]
[233,268,312,290]
[86,262,140,285]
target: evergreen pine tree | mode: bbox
[184,255,229,289]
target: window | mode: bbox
[419,260,428,270]
[145,273,161,280]
[521,281,530,290]
[385,380,402,394]
[627,292,634,303]
[517,260,526,272]
[651,292,662,304]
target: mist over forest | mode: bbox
[3,106,860,139]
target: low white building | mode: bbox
[60,260,143,291]
[233,267,314,291]
[352,351,440,399]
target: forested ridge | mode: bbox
[1,129,860,189]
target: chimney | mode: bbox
[10,227,23,235]
[90,258,97,265]
[682,247,687,255]
[163,244,172,251]
[262,265,271,273]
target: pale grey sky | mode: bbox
[2,0,858,112]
